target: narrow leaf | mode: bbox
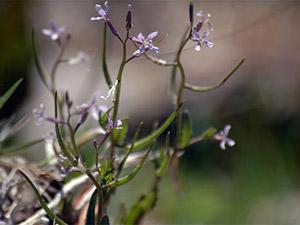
[0,78,23,110]
[0,138,43,156]
[85,189,98,225]
[18,169,67,225]
[123,190,157,225]
[116,121,143,178]
[189,127,217,146]
[99,107,113,128]
[128,108,179,152]
[32,29,49,89]
[102,24,112,88]
[179,110,193,149]
[104,142,154,189]
[185,59,245,92]
[156,133,170,178]
[54,93,76,165]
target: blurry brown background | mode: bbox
[1,0,300,224]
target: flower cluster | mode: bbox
[190,10,214,51]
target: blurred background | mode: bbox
[1,0,300,224]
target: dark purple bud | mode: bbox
[106,20,120,38]
[126,4,132,30]
[74,111,89,133]
[189,2,194,24]
[65,91,73,109]
[195,21,203,32]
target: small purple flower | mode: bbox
[42,20,65,41]
[73,94,108,131]
[132,31,160,57]
[190,10,214,51]
[214,125,235,150]
[33,104,62,124]
[107,117,122,130]
[91,1,109,21]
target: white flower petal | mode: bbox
[90,17,102,21]
[220,140,226,150]
[224,125,231,136]
[42,29,53,36]
[226,138,235,147]
[147,31,158,40]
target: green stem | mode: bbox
[174,29,191,146]
[110,39,128,172]
[50,39,69,95]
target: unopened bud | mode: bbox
[189,2,194,24]
[126,4,132,30]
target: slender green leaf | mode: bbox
[85,189,98,225]
[0,79,23,110]
[112,117,128,145]
[32,29,49,89]
[189,127,217,146]
[103,142,154,189]
[156,133,170,178]
[99,107,113,128]
[128,108,179,152]
[179,110,193,149]
[0,138,43,156]
[123,190,157,225]
[54,93,76,165]
[185,59,245,92]
[102,24,112,88]
[18,169,67,225]
[116,121,143,178]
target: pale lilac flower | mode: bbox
[33,104,61,124]
[101,80,118,101]
[190,28,214,51]
[108,117,122,130]
[68,52,89,65]
[91,105,108,121]
[190,10,214,51]
[132,31,160,57]
[73,94,107,131]
[214,125,235,150]
[91,1,109,21]
[42,20,65,41]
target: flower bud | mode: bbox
[189,2,194,24]
[126,4,132,30]
[107,20,120,38]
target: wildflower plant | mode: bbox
[0,1,244,225]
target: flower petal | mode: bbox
[219,140,226,150]
[42,29,53,36]
[226,138,235,147]
[90,17,102,21]
[150,45,160,54]
[147,31,158,40]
